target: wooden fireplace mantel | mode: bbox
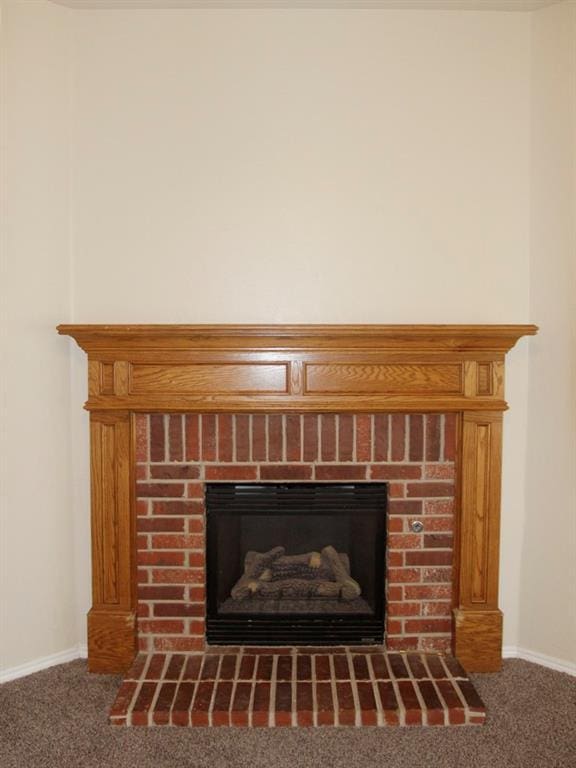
[58,324,537,673]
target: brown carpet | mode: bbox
[1,659,574,768]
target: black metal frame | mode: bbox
[205,482,387,646]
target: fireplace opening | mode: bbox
[205,482,387,645]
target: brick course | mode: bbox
[136,413,456,654]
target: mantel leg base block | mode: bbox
[87,609,137,674]
[453,608,503,673]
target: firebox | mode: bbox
[206,482,387,645]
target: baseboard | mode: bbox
[0,644,87,684]
[503,645,576,677]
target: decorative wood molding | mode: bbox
[59,324,537,673]
[58,324,536,413]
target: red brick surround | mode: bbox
[136,413,456,654]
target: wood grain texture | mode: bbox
[453,608,503,672]
[87,609,137,673]
[89,412,136,672]
[304,363,462,395]
[130,363,288,395]
[459,412,503,608]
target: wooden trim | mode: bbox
[59,324,537,673]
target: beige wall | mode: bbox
[6,1,572,673]
[520,0,576,666]
[0,0,77,672]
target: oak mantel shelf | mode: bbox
[58,324,537,414]
[59,323,537,674]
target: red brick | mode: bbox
[252,682,271,727]
[418,680,445,726]
[146,654,168,678]
[425,415,442,462]
[110,680,138,717]
[371,464,422,480]
[405,584,452,600]
[137,483,185,498]
[211,681,234,726]
[387,551,403,567]
[386,636,419,651]
[352,655,370,680]
[125,654,148,680]
[424,533,454,549]
[252,415,267,461]
[189,552,205,568]
[150,465,200,480]
[296,655,311,680]
[425,463,455,480]
[136,465,148,481]
[235,415,250,461]
[388,500,422,516]
[187,484,204,499]
[152,568,204,585]
[231,682,252,726]
[420,516,453,531]
[191,680,215,725]
[138,517,185,533]
[154,637,204,653]
[185,414,200,462]
[303,414,318,461]
[355,415,372,462]
[388,567,421,584]
[218,654,238,680]
[444,414,457,461]
[420,637,452,653]
[314,655,331,681]
[422,601,452,617]
[268,415,283,462]
[137,603,150,617]
[357,682,378,725]
[139,620,184,635]
[168,415,183,461]
[152,500,203,516]
[338,414,354,461]
[406,550,452,566]
[422,568,452,584]
[387,585,403,601]
[370,654,389,680]
[136,500,149,517]
[187,520,204,538]
[377,681,399,724]
[137,569,149,584]
[320,415,336,461]
[316,682,334,726]
[201,415,217,462]
[388,517,404,533]
[336,682,355,725]
[171,682,195,725]
[151,534,203,549]
[217,414,233,462]
[398,680,422,725]
[260,464,312,481]
[387,602,421,617]
[391,414,406,461]
[138,551,185,567]
[333,655,350,680]
[205,465,258,481]
[188,586,205,602]
[255,656,273,681]
[154,603,204,618]
[456,680,486,712]
[386,618,403,635]
[296,682,314,727]
[388,482,405,499]
[150,415,165,462]
[274,682,292,726]
[131,681,157,726]
[409,414,424,461]
[424,499,455,516]
[137,534,148,549]
[182,655,203,680]
[406,482,454,498]
[405,618,452,634]
[285,415,301,462]
[374,414,389,462]
[388,533,422,550]
[436,680,466,724]
[276,655,293,681]
[238,655,256,680]
[152,681,179,725]
[315,465,368,481]
[135,415,149,463]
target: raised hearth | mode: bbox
[57,324,537,674]
[110,648,486,727]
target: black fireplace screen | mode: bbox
[205,483,387,645]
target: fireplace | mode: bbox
[57,323,538,673]
[205,482,387,645]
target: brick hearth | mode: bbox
[110,648,486,727]
[136,413,456,655]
